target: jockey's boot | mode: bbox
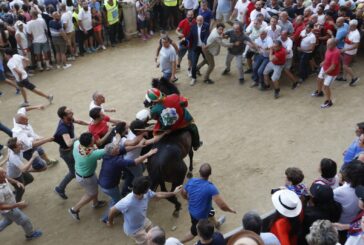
[188,123,202,151]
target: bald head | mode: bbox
[196,15,204,26]
[147,226,165,245]
[15,113,28,125]
[92,91,105,105]
[327,38,336,49]
[336,17,345,26]
[60,3,66,11]
[199,163,212,179]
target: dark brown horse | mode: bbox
[146,129,193,217]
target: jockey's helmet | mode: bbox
[145,88,163,102]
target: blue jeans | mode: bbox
[0,208,34,236]
[252,55,269,85]
[22,147,46,170]
[100,186,122,222]
[162,72,172,80]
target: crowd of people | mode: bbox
[0,0,364,244]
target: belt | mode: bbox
[76,172,94,178]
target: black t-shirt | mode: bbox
[196,232,226,245]
[53,120,75,149]
[293,5,304,17]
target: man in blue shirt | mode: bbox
[198,1,213,28]
[181,163,236,243]
[107,176,182,245]
[343,133,364,166]
[335,17,349,49]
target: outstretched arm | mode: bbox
[213,194,236,213]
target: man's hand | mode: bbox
[16,181,25,189]
[17,201,28,209]
[147,148,158,157]
[173,185,183,194]
[38,105,46,110]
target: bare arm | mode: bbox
[0,200,27,211]
[74,119,89,126]
[153,185,182,200]
[181,188,188,200]
[95,128,113,147]
[62,133,76,148]
[134,148,158,165]
[31,137,54,148]
[24,104,45,112]
[213,194,236,213]
[107,206,120,226]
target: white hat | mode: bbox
[271,189,302,218]
[136,109,150,122]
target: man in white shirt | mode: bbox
[89,92,116,115]
[279,31,299,89]
[297,23,316,83]
[60,4,76,60]
[78,1,95,54]
[147,226,183,245]
[182,0,199,14]
[340,19,360,86]
[4,49,53,107]
[12,106,55,171]
[251,30,273,89]
[231,0,252,24]
[27,10,52,71]
[0,167,43,240]
[265,16,282,41]
[250,1,268,22]
[158,37,177,81]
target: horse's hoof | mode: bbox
[187,172,193,179]
[172,210,180,218]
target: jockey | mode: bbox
[145,88,202,151]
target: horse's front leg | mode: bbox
[187,149,194,179]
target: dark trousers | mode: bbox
[191,47,205,79]
[107,22,119,45]
[56,149,75,193]
[299,52,312,81]
[13,172,34,202]
[76,30,84,55]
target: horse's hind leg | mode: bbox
[160,182,182,218]
[187,149,193,179]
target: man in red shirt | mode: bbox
[175,10,196,73]
[292,15,305,46]
[263,40,286,99]
[88,107,121,147]
[312,38,340,108]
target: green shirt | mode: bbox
[73,141,105,177]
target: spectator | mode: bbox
[213,0,231,24]
[196,219,226,245]
[311,38,340,109]
[78,1,95,54]
[333,185,364,245]
[68,132,107,221]
[60,4,77,60]
[103,0,120,47]
[266,17,282,41]
[305,220,339,245]
[250,1,268,22]
[181,163,236,243]
[49,11,72,70]
[198,1,213,27]
[53,106,88,199]
[242,211,281,245]
[263,39,286,99]
[106,176,182,245]
[293,0,305,17]
[158,36,177,82]
[27,10,52,71]
[270,189,303,245]
[334,160,364,243]
[343,134,364,166]
[91,7,105,50]
[89,92,116,114]
[312,158,339,189]
[278,12,294,34]
[146,226,183,245]
[284,167,308,198]
[339,19,360,86]
[230,0,255,26]
[175,10,195,71]
[334,17,349,50]
[227,230,264,245]
[300,184,342,243]
[0,167,43,240]
[136,0,150,41]
[279,31,298,89]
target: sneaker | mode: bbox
[239,78,245,85]
[311,90,324,97]
[320,100,333,108]
[90,47,97,52]
[26,229,43,240]
[16,88,20,95]
[92,200,107,209]
[149,30,154,36]
[204,79,214,84]
[54,187,68,200]
[95,45,101,51]
[20,102,30,107]
[250,82,258,88]
[67,56,76,61]
[45,66,52,71]
[171,77,178,83]
[291,82,299,90]
[68,208,80,221]
[187,69,192,77]
[215,216,226,229]
[335,76,347,82]
[274,89,280,99]
[101,45,106,50]
[190,79,196,86]
[86,48,92,54]
[37,66,44,72]
[63,64,72,69]
[46,159,59,166]
[298,78,304,83]
[349,77,360,86]
[222,69,230,75]
[48,95,54,104]
[244,69,253,74]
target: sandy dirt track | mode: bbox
[0,35,363,245]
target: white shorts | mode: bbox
[284,58,293,70]
[215,11,230,22]
[263,62,284,81]
[76,174,98,196]
[318,67,336,86]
